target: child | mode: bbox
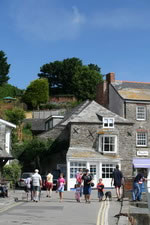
[57,173,65,202]
[75,183,81,202]
[97,178,104,201]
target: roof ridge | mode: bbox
[115,80,150,84]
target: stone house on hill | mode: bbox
[96,73,150,187]
[39,100,134,190]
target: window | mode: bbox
[136,106,146,120]
[90,165,96,176]
[70,162,86,178]
[136,132,147,146]
[103,118,114,128]
[99,135,117,153]
[102,164,116,178]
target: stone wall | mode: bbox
[69,122,134,177]
[126,102,150,158]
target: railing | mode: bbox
[144,181,150,212]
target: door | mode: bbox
[101,163,116,187]
[89,164,98,188]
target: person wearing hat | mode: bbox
[31,169,42,202]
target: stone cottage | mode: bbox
[96,72,150,189]
[39,100,134,190]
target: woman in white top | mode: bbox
[46,172,53,197]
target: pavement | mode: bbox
[0,188,128,225]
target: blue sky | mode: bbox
[1,0,150,89]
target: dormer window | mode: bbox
[136,106,146,121]
[103,118,114,128]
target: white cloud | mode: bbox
[10,0,86,41]
[90,8,150,30]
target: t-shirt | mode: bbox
[134,173,144,183]
[25,177,32,188]
[97,182,104,192]
[32,173,42,186]
[112,169,123,187]
[82,174,92,187]
[58,177,65,187]
[47,173,53,183]
[75,172,82,184]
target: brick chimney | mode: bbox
[96,72,115,108]
[106,72,115,83]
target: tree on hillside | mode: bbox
[0,83,23,98]
[38,57,82,95]
[38,57,103,100]
[22,78,49,109]
[0,50,10,85]
[72,66,102,100]
[5,107,26,141]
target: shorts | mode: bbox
[46,182,53,190]
[24,186,31,193]
[58,186,64,192]
[32,186,40,192]
[83,186,91,195]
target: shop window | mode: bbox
[70,162,86,178]
[102,164,116,178]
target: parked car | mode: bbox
[52,169,61,190]
[41,175,47,190]
[18,172,33,188]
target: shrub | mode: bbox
[2,161,22,188]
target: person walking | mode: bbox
[75,183,81,202]
[75,169,83,197]
[25,176,32,201]
[97,178,104,201]
[111,165,124,201]
[57,173,66,202]
[31,169,42,202]
[82,169,93,203]
[46,172,53,198]
[132,171,145,202]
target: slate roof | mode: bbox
[24,119,46,131]
[67,147,122,160]
[70,100,132,124]
[112,80,150,101]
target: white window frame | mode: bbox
[103,118,114,128]
[102,164,116,178]
[99,135,117,153]
[136,132,147,147]
[136,106,146,121]
[70,162,86,178]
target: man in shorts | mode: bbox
[31,169,42,202]
[111,165,124,201]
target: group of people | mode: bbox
[24,169,66,202]
[74,165,124,203]
[24,166,147,203]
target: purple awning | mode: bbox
[133,158,150,168]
